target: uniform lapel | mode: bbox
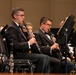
[12,22,27,40]
[38,29,54,44]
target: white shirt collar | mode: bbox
[40,28,45,33]
[13,21,19,26]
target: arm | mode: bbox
[34,33,51,55]
[6,26,30,51]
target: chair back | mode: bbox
[0,25,10,58]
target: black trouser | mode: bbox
[61,60,74,73]
[50,56,61,73]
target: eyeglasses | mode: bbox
[16,14,25,17]
[46,24,52,26]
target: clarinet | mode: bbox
[51,35,62,59]
[22,21,42,54]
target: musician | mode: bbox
[6,7,51,73]
[33,17,74,73]
[25,22,33,33]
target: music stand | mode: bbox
[57,14,75,73]
[57,14,75,45]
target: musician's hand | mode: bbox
[28,37,36,45]
[67,57,71,61]
[52,37,56,43]
[51,43,59,50]
[31,33,35,38]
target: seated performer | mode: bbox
[33,17,74,73]
[6,7,51,73]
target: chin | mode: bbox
[20,22,23,25]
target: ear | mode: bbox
[13,14,17,19]
[41,23,44,25]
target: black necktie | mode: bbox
[45,32,50,35]
[18,25,23,29]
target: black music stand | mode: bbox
[57,14,75,73]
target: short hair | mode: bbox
[40,17,52,25]
[11,7,24,19]
[25,22,33,27]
